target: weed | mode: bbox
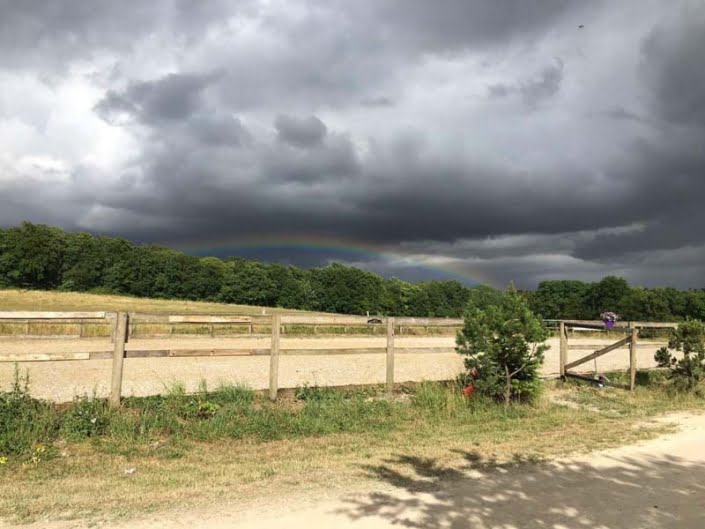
[294,384,342,402]
[0,365,60,456]
[61,394,111,440]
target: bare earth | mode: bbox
[4,412,704,529]
[0,336,671,401]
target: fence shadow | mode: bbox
[339,449,705,528]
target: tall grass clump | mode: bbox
[0,365,60,457]
[61,394,111,441]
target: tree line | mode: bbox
[1,222,704,321]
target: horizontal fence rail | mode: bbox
[0,312,464,341]
[0,311,466,405]
[1,312,681,402]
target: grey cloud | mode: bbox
[360,96,395,108]
[520,59,564,106]
[488,59,564,106]
[641,6,705,126]
[345,0,600,53]
[0,0,247,71]
[604,107,648,124]
[275,115,328,147]
[190,115,250,147]
[95,72,218,124]
[264,135,360,183]
[4,0,705,289]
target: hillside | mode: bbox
[0,289,325,316]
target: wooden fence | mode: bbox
[0,311,463,406]
[558,320,678,390]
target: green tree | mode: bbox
[529,280,592,319]
[466,284,506,312]
[655,319,705,392]
[381,277,420,316]
[587,276,631,318]
[0,222,66,289]
[309,263,384,314]
[457,289,549,407]
[219,259,277,306]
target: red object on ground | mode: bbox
[462,384,476,398]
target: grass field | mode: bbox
[0,289,459,338]
[0,289,321,315]
[1,373,703,524]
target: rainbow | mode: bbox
[171,234,493,286]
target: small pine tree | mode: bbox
[655,319,705,392]
[456,289,549,407]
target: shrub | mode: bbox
[655,319,705,392]
[61,395,111,440]
[457,288,549,407]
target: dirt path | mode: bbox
[6,413,704,529]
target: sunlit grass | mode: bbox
[1,376,703,523]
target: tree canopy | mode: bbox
[1,222,704,319]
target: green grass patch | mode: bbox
[2,370,705,523]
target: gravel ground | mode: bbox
[0,336,669,402]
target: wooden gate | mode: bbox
[558,320,677,390]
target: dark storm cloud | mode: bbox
[3,0,705,288]
[570,7,705,264]
[275,115,328,147]
[641,9,705,126]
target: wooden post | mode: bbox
[629,322,638,391]
[559,321,567,378]
[269,314,281,401]
[110,312,128,408]
[108,312,117,343]
[386,317,395,394]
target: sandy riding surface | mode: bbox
[0,336,672,402]
[8,413,705,529]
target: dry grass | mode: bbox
[1,382,702,524]
[0,290,460,339]
[0,289,321,316]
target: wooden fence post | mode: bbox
[629,322,638,391]
[107,312,116,343]
[386,317,395,394]
[110,312,128,408]
[269,314,281,401]
[559,321,567,378]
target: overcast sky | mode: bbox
[1,1,704,288]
